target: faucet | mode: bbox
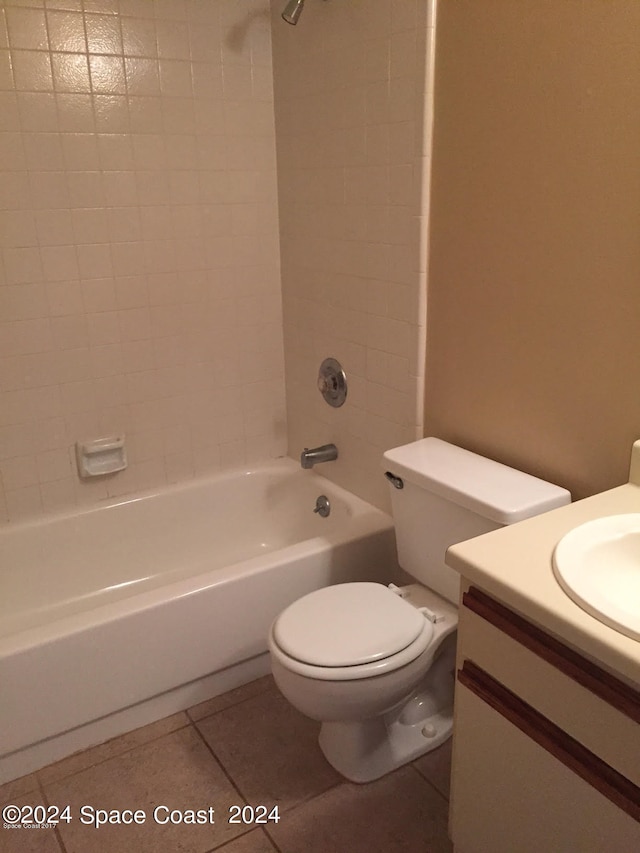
[300,444,338,469]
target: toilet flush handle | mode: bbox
[384,471,404,489]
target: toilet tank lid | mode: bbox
[382,438,571,525]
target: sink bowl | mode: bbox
[552,514,640,641]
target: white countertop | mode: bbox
[446,475,640,690]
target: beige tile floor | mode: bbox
[1,676,453,853]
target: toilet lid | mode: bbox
[273,582,427,667]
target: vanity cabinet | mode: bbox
[450,583,640,853]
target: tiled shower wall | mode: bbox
[0,0,285,523]
[272,0,435,510]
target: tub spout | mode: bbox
[300,444,338,469]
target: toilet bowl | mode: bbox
[269,438,571,783]
[269,581,458,783]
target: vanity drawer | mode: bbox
[451,672,640,853]
[458,586,640,786]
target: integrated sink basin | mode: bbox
[552,514,640,642]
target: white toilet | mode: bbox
[269,438,570,783]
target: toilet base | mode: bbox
[318,705,453,784]
[317,634,456,783]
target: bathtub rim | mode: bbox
[0,519,394,657]
[0,456,394,654]
[0,455,382,537]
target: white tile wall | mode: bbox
[0,0,285,523]
[272,0,436,510]
[0,0,437,523]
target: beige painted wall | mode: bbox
[272,0,436,510]
[0,0,284,523]
[424,0,640,500]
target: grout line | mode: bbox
[203,826,282,853]
[190,710,343,851]
[276,777,343,817]
[35,774,49,804]
[36,776,70,853]
[252,774,345,853]
[185,680,275,725]
[190,718,251,805]
[259,778,347,853]
[408,761,450,804]
[262,824,285,853]
[34,679,275,789]
[191,716,280,853]
[53,823,70,853]
[189,720,286,852]
[36,714,191,788]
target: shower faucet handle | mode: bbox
[317,358,347,408]
[317,374,331,394]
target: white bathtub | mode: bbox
[0,458,397,783]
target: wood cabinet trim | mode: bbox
[458,660,640,823]
[462,586,640,724]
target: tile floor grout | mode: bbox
[190,688,340,853]
[263,775,343,821]
[262,824,285,853]
[36,775,70,853]
[190,717,250,806]
[30,683,274,792]
[185,680,274,725]
[3,677,453,853]
[191,707,348,851]
[409,762,450,804]
[202,827,278,853]
[11,681,453,808]
[32,715,192,788]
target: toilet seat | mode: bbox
[270,582,437,681]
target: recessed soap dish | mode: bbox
[76,436,127,478]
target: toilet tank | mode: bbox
[382,438,571,605]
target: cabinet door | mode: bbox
[451,678,640,853]
[458,587,640,785]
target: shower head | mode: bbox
[282,0,305,25]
